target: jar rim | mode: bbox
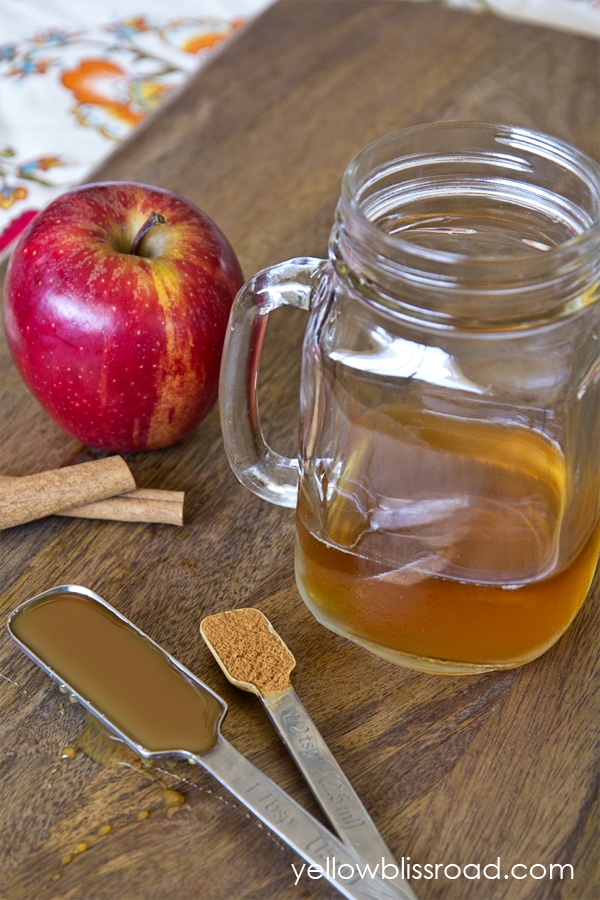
[340,121,600,273]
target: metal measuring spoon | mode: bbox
[7,585,409,900]
[200,608,415,900]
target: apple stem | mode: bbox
[131,212,166,255]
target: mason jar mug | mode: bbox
[219,122,600,674]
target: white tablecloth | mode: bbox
[1,0,598,254]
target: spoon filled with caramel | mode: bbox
[7,585,410,900]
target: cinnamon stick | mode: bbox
[0,474,184,527]
[0,457,136,530]
[60,488,184,526]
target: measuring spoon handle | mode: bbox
[198,737,413,900]
[264,688,415,898]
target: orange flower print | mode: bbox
[160,18,244,57]
[18,156,62,177]
[181,29,231,55]
[7,56,56,78]
[106,17,150,40]
[36,155,62,171]
[0,184,27,209]
[61,58,145,130]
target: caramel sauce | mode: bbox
[11,590,223,753]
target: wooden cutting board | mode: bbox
[1,3,598,898]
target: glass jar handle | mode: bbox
[219,257,328,508]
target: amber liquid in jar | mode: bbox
[295,403,600,673]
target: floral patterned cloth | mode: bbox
[1,0,599,255]
[0,0,268,252]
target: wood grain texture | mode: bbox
[1,3,598,899]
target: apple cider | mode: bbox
[295,403,600,673]
[218,123,600,672]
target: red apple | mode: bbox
[3,181,244,451]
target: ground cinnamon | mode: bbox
[200,608,296,697]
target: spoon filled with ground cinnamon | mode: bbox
[200,607,414,899]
